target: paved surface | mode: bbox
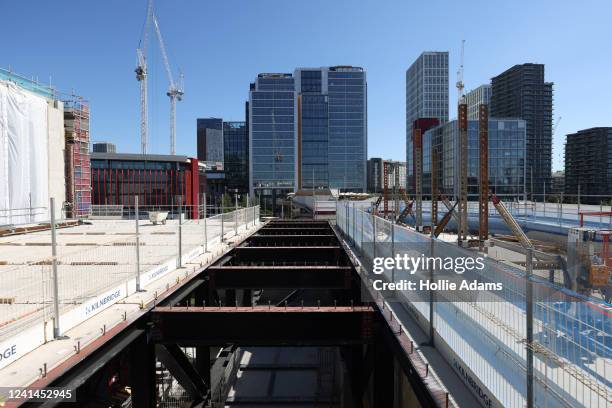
[0,219,261,388]
[0,215,250,341]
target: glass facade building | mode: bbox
[406,52,449,192]
[297,69,328,190]
[249,73,296,214]
[423,119,526,200]
[248,67,367,213]
[295,66,367,192]
[223,121,249,196]
[326,67,367,192]
[196,118,224,164]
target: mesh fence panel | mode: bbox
[337,206,611,408]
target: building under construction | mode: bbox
[64,98,91,218]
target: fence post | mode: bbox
[50,198,61,338]
[203,193,208,252]
[235,195,238,236]
[360,208,364,250]
[221,204,224,242]
[135,196,142,291]
[526,248,534,408]
[352,202,356,244]
[178,198,183,268]
[391,220,395,282]
[372,210,377,260]
[346,203,349,236]
[429,219,435,344]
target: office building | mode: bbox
[423,119,526,200]
[367,158,406,193]
[197,117,226,206]
[295,66,367,192]
[92,141,117,153]
[197,118,224,165]
[90,152,204,218]
[249,73,296,214]
[564,127,612,203]
[223,120,249,197]
[248,67,367,213]
[490,63,553,195]
[405,52,449,193]
[465,85,492,120]
[195,112,249,207]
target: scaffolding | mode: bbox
[64,97,91,218]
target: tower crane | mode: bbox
[153,14,184,155]
[135,0,153,154]
[135,0,183,155]
[456,39,465,104]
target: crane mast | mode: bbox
[153,15,183,155]
[135,0,153,154]
[456,39,465,103]
[136,0,183,155]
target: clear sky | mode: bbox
[2,0,610,171]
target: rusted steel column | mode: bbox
[479,104,489,246]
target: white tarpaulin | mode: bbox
[0,80,49,225]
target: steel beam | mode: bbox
[130,330,156,407]
[207,265,354,289]
[30,330,145,407]
[227,246,344,263]
[155,344,208,402]
[246,234,337,247]
[431,149,438,227]
[479,104,489,244]
[414,127,423,229]
[151,306,376,346]
[458,103,468,245]
[256,227,332,236]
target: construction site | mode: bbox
[0,64,609,408]
[0,1,610,407]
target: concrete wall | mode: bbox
[47,99,65,219]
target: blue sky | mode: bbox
[2,0,610,171]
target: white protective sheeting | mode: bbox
[0,80,49,225]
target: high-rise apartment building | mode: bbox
[564,127,612,203]
[295,66,367,192]
[465,85,492,120]
[367,158,406,193]
[490,63,553,196]
[406,52,449,193]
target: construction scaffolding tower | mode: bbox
[64,97,91,218]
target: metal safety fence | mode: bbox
[0,197,260,370]
[337,201,611,408]
[400,198,612,231]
